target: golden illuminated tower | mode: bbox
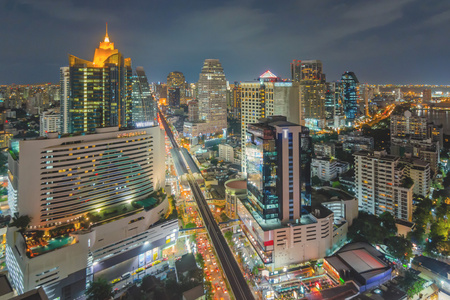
[63,24,132,133]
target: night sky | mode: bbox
[2,0,450,85]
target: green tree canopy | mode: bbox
[85,278,113,300]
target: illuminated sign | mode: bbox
[117,131,147,138]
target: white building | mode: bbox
[6,125,175,299]
[311,158,349,181]
[354,150,414,222]
[59,67,70,134]
[400,158,431,197]
[39,110,61,137]
[218,144,234,163]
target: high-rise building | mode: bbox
[423,89,432,102]
[291,60,326,129]
[230,82,241,120]
[188,100,199,122]
[324,82,344,128]
[132,67,157,127]
[167,71,185,106]
[246,116,312,223]
[340,72,359,125]
[59,67,70,134]
[39,110,61,137]
[354,150,413,221]
[64,25,132,133]
[238,116,350,269]
[240,72,302,172]
[197,59,227,135]
[6,126,177,298]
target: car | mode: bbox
[223,288,227,293]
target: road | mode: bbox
[159,111,254,300]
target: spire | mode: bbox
[104,22,110,43]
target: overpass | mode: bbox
[159,110,254,300]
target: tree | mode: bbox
[9,215,32,233]
[311,176,322,187]
[379,211,397,237]
[85,278,113,300]
[385,236,413,263]
[224,230,233,242]
[252,265,259,276]
[398,270,425,298]
[184,222,197,229]
[210,158,218,166]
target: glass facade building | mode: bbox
[245,116,312,225]
[132,67,157,127]
[65,28,132,133]
[341,71,359,124]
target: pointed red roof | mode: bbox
[259,70,277,79]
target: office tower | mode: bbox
[39,110,61,136]
[238,116,348,269]
[168,88,180,108]
[354,151,413,221]
[340,71,359,125]
[188,100,199,122]
[325,82,344,128]
[132,67,156,127]
[423,89,432,102]
[64,25,132,133]
[240,72,302,172]
[197,59,227,135]
[291,60,326,129]
[167,71,185,106]
[6,126,178,298]
[246,116,311,223]
[60,67,70,134]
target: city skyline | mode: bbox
[2,0,450,85]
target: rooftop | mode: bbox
[413,255,450,278]
[182,284,204,300]
[312,187,355,204]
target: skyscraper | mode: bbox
[167,71,185,107]
[237,116,345,269]
[291,60,326,129]
[132,66,157,127]
[64,25,132,133]
[197,59,227,135]
[340,71,359,125]
[246,116,312,224]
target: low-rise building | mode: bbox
[324,242,392,293]
[314,143,335,158]
[218,144,234,163]
[224,179,247,219]
[340,131,374,152]
[312,158,350,181]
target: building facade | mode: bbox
[291,60,326,129]
[167,71,185,106]
[340,72,359,125]
[354,151,414,221]
[132,67,157,128]
[39,110,61,137]
[63,27,132,133]
[6,125,172,298]
[197,59,227,136]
